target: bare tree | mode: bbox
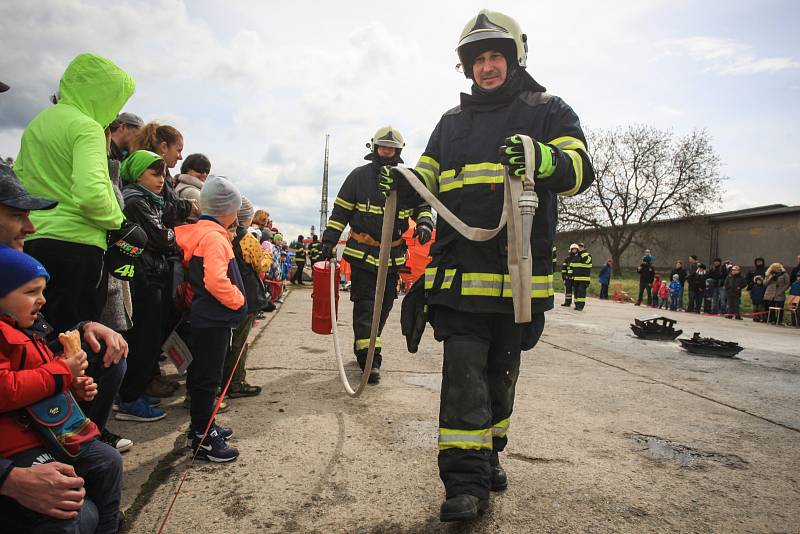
[559,125,723,275]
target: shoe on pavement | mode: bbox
[115,397,167,422]
[113,394,160,412]
[490,452,507,491]
[190,429,239,463]
[560,302,571,307]
[185,422,234,447]
[368,367,380,384]
[440,494,490,522]
[99,429,133,453]
[228,382,262,398]
[145,378,176,398]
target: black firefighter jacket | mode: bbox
[414,72,595,315]
[322,158,433,272]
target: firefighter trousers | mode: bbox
[432,305,545,500]
[573,281,588,309]
[350,264,398,369]
[563,278,573,304]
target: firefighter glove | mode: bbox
[378,165,399,197]
[320,242,335,261]
[499,134,557,180]
[413,222,432,245]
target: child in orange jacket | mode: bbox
[175,176,246,463]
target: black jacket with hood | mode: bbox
[123,184,180,284]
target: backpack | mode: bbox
[233,228,268,312]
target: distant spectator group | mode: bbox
[629,249,799,325]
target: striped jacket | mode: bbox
[322,160,433,272]
[415,85,594,314]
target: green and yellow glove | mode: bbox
[378,165,399,197]
[499,134,557,180]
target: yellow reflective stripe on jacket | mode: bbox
[424,267,437,289]
[397,208,414,219]
[334,196,355,210]
[549,136,587,153]
[417,210,433,220]
[416,156,440,194]
[530,275,555,298]
[438,162,506,193]
[344,247,406,268]
[461,272,505,296]
[560,150,584,197]
[343,246,364,259]
[491,418,510,438]
[355,337,381,351]
[439,169,459,192]
[548,136,587,197]
[355,202,384,215]
[438,427,493,451]
[461,273,554,298]
[326,219,345,232]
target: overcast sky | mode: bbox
[1,0,798,239]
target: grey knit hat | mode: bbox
[237,196,254,226]
[200,175,241,217]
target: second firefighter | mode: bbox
[321,126,433,384]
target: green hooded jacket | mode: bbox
[14,53,135,250]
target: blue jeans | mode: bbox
[80,355,126,431]
[677,284,685,309]
[670,294,679,310]
[5,440,122,534]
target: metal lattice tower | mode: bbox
[320,134,330,235]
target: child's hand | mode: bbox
[71,376,97,401]
[62,350,88,378]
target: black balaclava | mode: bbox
[364,148,403,167]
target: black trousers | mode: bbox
[432,306,545,500]
[292,261,306,284]
[24,239,107,334]
[187,326,232,432]
[599,284,609,299]
[119,279,163,402]
[350,265,398,369]
[563,278,573,302]
[573,281,588,308]
[637,283,652,305]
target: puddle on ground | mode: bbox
[395,419,438,449]
[630,433,748,469]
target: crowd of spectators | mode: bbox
[629,249,800,324]
[0,54,303,532]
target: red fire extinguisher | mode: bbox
[312,260,340,335]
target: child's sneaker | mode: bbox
[100,429,134,452]
[190,429,239,462]
[113,394,161,412]
[185,422,234,447]
[115,397,167,422]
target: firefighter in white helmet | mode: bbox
[321,126,433,384]
[379,10,595,521]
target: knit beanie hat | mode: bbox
[0,245,50,298]
[237,196,255,226]
[120,150,163,184]
[200,175,241,217]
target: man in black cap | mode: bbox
[0,164,57,251]
[109,112,144,162]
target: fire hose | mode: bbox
[330,135,539,397]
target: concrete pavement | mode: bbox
[117,287,800,533]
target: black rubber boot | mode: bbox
[490,452,508,491]
[440,494,490,522]
[561,300,572,307]
[368,367,381,384]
